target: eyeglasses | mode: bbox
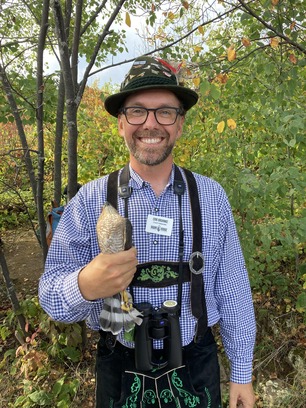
[120,106,185,125]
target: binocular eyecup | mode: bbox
[134,300,182,371]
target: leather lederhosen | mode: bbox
[96,328,222,408]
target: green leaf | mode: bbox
[28,390,51,405]
[210,84,221,100]
[296,292,306,313]
[200,79,211,94]
[62,346,81,362]
[52,377,65,397]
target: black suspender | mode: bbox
[107,165,131,218]
[183,168,207,339]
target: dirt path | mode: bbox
[0,227,43,303]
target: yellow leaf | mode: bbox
[242,37,251,47]
[227,45,236,62]
[271,0,279,5]
[168,11,176,20]
[198,25,204,35]
[217,121,225,133]
[270,37,280,48]
[125,12,131,27]
[227,118,237,130]
[193,45,202,53]
[193,77,200,87]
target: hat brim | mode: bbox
[104,84,198,117]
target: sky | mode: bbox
[45,16,147,88]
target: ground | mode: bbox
[0,227,43,302]
[0,227,97,407]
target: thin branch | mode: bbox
[77,0,128,104]
[89,3,242,79]
[81,0,108,36]
[0,178,39,241]
[237,0,306,55]
[71,0,83,87]
[0,63,37,200]
[222,44,270,73]
[0,247,27,338]
[1,148,40,156]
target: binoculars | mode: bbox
[134,300,182,371]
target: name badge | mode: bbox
[145,214,173,236]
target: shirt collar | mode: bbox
[128,164,176,192]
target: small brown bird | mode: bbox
[96,202,142,335]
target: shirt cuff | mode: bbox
[62,269,98,311]
[230,360,253,383]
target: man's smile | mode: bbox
[138,137,164,144]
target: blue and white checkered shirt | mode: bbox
[39,164,256,384]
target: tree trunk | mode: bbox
[54,74,65,205]
[0,64,37,202]
[36,0,50,260]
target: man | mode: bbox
[39,55,256,408]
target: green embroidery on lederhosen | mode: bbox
[138,265,178,283]
[122,374,141,408]
[171,370,200,408]
[160,389,174,404]
[142,389,157,406]
[205,387,212,408]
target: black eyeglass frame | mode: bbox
[119,106,185,126]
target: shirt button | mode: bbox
[153,240,158,245]
[154,207,159,212]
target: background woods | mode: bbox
[0,0,305,406]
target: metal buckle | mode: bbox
[118,184,132,199]
[189,251,204,275]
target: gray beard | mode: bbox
[125,130,174,166]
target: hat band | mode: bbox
[122,75,178,91]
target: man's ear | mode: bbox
[176,115,185,140]
[118,114,125,137]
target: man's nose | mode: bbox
[143,110,159,127]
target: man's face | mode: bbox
[118,89,185,166]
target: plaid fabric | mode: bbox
[39,164,256,383]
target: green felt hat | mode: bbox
[104,55,199,117]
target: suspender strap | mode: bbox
[182,168,208,341]
[107,164,131,217]
[107,170,120,210]
[173,166,185,313]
